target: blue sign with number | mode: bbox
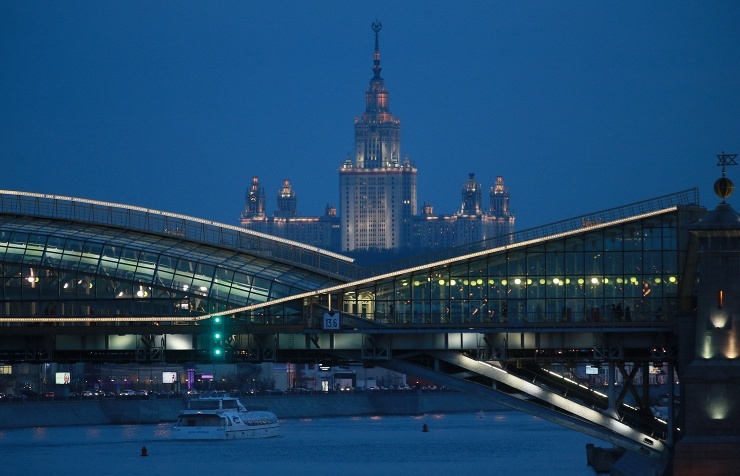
[323,312,340,330]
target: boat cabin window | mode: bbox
[187,398,242,411]
[177,414,224,427]
[188,400,222,410]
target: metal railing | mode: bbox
[0,190,364,281]
[368,188,700,276]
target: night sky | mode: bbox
[2,2,739,234]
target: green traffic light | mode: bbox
[211,315,226,358]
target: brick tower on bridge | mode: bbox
[674,152,740,475]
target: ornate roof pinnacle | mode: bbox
[372,20,382,80]
[715,151,738,202]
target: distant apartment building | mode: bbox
[411,174,514,250]
[240,23,513,254]
[240,177,341,251]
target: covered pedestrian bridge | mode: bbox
[0,188,707,462]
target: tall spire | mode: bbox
[372,20,382,80]
[351,20,399,169]
[364,20,389,118]
[340,20,417,252]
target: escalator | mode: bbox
[501,359,667,440]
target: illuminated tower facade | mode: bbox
[490,176,510,217]
[488,176,515,238]
[244,176,266,219]
[240,176,340,250]
[460,173,483,216]
[339,21,418,252]
[275,179,297,218]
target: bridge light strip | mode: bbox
[0,316,199,323]
[542,368,608,398]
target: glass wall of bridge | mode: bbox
[342,212,681,325]
[0,219,339,324]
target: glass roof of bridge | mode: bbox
[0,215,345,320]
[0,190,361,281]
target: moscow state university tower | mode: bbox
[339,22,417,252]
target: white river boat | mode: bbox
[173,396,279,440]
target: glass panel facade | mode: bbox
[0,200,702,330]
[0,217,344,322]
[339,209,691,326]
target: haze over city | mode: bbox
[2,2,739,235]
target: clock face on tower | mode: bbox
[250,195,257,202]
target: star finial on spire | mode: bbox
[717,151,738,177]
[372,20,382,80]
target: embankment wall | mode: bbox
[0,393,507,428]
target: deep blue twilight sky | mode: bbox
[2,2,739,234]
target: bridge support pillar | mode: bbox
[606,361,618,418]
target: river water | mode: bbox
[0,411,601,475]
